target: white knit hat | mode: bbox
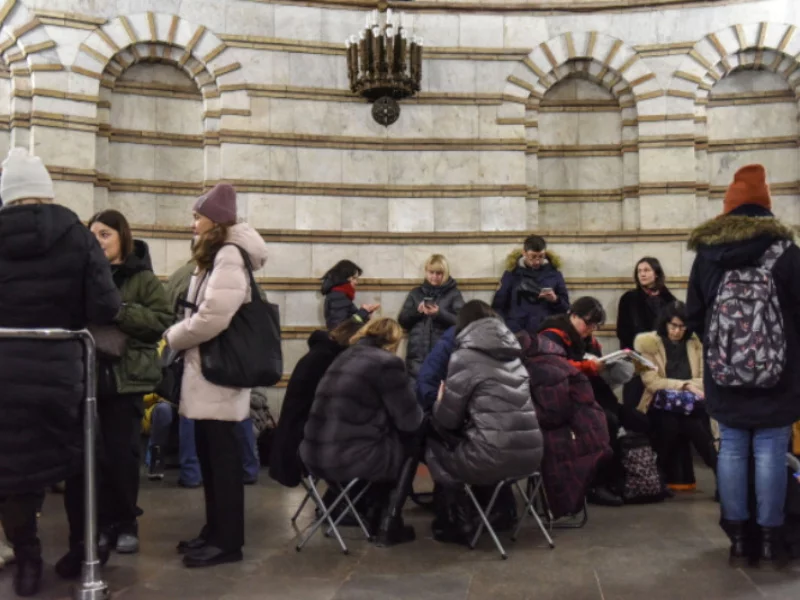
[0,148,55,205]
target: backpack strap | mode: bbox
[759,239,792,271]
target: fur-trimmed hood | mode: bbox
[688,215,794,251]
[504,248,563,272]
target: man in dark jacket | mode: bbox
[0,148,121,596]
[686,164,800,569]
[416,327,456,411]
[492,235,570,334]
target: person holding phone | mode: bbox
[398,254,464,383]
[492,235,570,334]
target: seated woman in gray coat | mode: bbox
[300,318,424,545]
[427,300,543,545]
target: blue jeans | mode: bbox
[717,423,792,528]
[178,417,259,485]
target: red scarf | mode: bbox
[332,282,356,300]
[642,286,661,297]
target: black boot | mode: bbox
[375,457,418,547]
[432,486,473,545]
[148,445,165,481]
[14,556,43,597]
[759,527,788,570]
[55,542,111,580]
[721,520,749,568]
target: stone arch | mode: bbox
[72,12,241,113]
[668,22,800,110]
[501,32,660,122]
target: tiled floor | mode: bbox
[4,469,799,599]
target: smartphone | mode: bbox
[423,297,435,307]
[540,287,553,294]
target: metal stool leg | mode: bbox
[325,482,373,541]
[511,477,554,549]
[296,477,354,554]
[291,482,313,523]
[465,483,508,559]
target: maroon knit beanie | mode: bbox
[193,183,237,224]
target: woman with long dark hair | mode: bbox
[320,260,379,329]
[165,183,268,568]
[635,301,716,488]
[58,210,172,575]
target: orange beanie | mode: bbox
[723,164,771,215]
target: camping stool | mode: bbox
[464,473,555,560]
[294,475,372,555]
[532,476,589,530]
[510,474,556,549]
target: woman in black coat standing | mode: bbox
[269,318,364,488]
[398,254,464,382]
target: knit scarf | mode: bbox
[332,282,356,300]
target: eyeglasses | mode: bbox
[667,322,687,331]
[580,317,599,332]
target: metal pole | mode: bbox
[0,328,109,600]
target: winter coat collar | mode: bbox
[421,276,457,297]
[457,317,521,362]
[504,248,563,272]
[688,215,794,251]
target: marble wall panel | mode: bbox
[264,243,312,278]
[622,197,641,231]
[583,242,636,280]
[310,243,360,277]
[388,198,435,232]
[177,0,226,31]
[274,5,323,42]
[707,104,799,140]
[341,197,390,231]
[480,197,527,231]
[0,131,9,160]
[771,195,800,227]
[32,128,95,170]
[281,338,312,375]
[262,98,295,134]
[355,245,404,279]
[246,194,297,230]
[339,102,386,138]
[411,14,459,47]
[107,192,157,224]
[163,239,192,277]
[526,199,540,229]
[539,202,580,231]
[424,60,477,94]
[639,148,696,183]
[283,100,344,136]
[155,97,204,136]
[428,105,479,139]
[434,197,481,232]
[712,70,790,95]
[539,112,622,145]
[108,143,155,180]
[54,181,94,220]
[225,0,276,37]
[708,149,799,186]
[153,147,204,182]
[219,143,272,180]
[460,15,504,47]
[296,148,342,183]
[269,147,299,182]
[288,53,341,89]
[155,195,196,227]
[296,196,342,230]
[342,150,389,185]
[630,241,684,278]
[283,291,323,327]
[539,157,623,189]
[640,194,698,229]
[503,16,549,48]
[480,151,526,186]
[581,202,623,231]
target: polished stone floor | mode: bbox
[3,469,799,600]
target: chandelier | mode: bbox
[346,9,423,126]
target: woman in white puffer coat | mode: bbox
[165,183,268,569]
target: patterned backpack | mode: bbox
[706,240,790,389]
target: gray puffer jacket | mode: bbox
[426,317,543,486]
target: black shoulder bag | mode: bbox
[199,244,283,388]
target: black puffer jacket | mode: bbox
[616,286,676,351]
[686,206,800,430]
[320,275,369,330]
[426,318,543,486]
[398,278,464,378]
[300,338,423,482]
[269,330,345,488]
[0,203,121,495]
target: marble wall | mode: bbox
[2,0,799,406]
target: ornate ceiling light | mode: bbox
[346,8,423,126]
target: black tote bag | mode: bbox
[199,244,283,388]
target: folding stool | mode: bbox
[294,475,372,555]
[529,476,589,530]
[465,473,555,560]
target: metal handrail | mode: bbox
[0,328,108,600]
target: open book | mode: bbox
[587,349,657,373]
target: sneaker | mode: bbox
[148,445,165,481]
[0,540,14,567]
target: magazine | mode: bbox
[588,349,657,372]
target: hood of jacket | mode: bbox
[307,329,338,351]
[421,276,458,298]
[226,222,268,271]
[116,239,153,276]
[688,214,794,270]
[504,248,562,272]
[457,317,521,361]
[320,272,348,295]
[518,330,567,359]
[0,203,80,260]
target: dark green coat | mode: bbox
[107,240,173,394]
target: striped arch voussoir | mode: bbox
[502,32,657,116]
[671,22,800,105]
